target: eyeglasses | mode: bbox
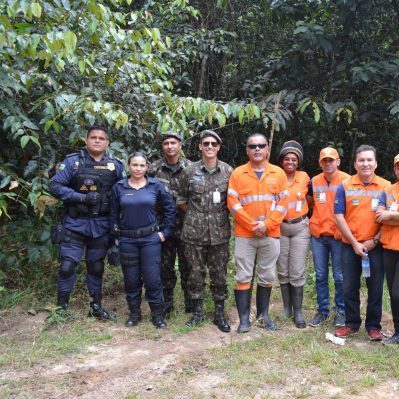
[202,141,219,148]
[247,144,267,150]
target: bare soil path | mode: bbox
[1,301,398,399]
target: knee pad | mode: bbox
[59,259,77,278]
[87,261,105,277]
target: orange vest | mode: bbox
[228,162,288,238]
[380,182,399,251]
[342,174,390,244]
[285,171,310,220]
[309,171,350,239]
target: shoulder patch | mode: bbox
[58,163,66,170]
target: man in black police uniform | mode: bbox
[50,125,125,319]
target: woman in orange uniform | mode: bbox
[376,154,399,344]
[276,141,310,328]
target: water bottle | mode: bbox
[362,251,370,278]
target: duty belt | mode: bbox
[119,223,158,238]
[283,215,307,224]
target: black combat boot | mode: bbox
[150,303,167,329]
[213,300,231,333]
[125,300,142,327]
[280,283,293,318]
[163,288,174,318]
[256,285,276,331]
[234,289,251,333]
[57,292,70,311]
[88,292,112,321]
[291,285,306,328]
[186,299,204,327]
[184,293,194,313]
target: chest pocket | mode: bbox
[189,181,206,206]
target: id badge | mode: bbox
[319,192,326,204]
[270,200,276,211]
[213,191,221,204]
[371,198,378,211]
[390,202,399,212]
[296,201,302,212]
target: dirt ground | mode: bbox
[1,297,398,399]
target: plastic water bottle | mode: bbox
[362,251,370,278]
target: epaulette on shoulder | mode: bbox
[107,151,123,164]
[65,152,79,158]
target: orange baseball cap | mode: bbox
[319,147,339,161]
[394,154,399,166]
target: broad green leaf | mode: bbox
[44,120,53,132]
[21,135,30,149]
[29,136,41,148]
[238,108,244,124]
[31,3,42,18]
[151,28,161,44]
[312,102,320,123]
[63,31,77,53]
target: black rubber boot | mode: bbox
[213,300,231,333]
[163,288,174,318]
[234,289,251,333]
[256,285,276,331]
[88,292,112,321]
[291,285,306,328]
[186,299,204,327]
[280,283,292,318]
[150,303,167,329]
[184,293,194,313]
[57,292,70,311]
[125,301,142,327]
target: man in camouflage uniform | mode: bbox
[177,130,232,333]
[148,132,192,316]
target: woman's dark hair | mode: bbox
[128,151,148,165]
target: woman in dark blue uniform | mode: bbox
[110,152,176,328]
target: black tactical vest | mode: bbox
[68,150,118,217]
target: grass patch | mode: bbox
[0,317,113,368]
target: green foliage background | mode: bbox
[1,0,399,299]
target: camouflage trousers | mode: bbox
[184,242,229,301]
[161,236,190,293]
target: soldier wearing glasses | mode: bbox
[177,130,232,332]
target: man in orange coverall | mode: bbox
[228,134,288,332]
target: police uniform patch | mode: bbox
[59,163,66,170]
[80,185,89,191]
[352,199,360,206]
[107,162,115,171]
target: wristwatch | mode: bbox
[373,237,380,246]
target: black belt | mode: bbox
[119,223,158,238]
[283,215,307,224]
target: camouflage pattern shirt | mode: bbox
[148,156,192,235]
[177,159,233,246]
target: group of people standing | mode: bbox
[50,125,399,345]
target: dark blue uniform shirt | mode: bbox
[110,177,176,239]
[50,150,125,238]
